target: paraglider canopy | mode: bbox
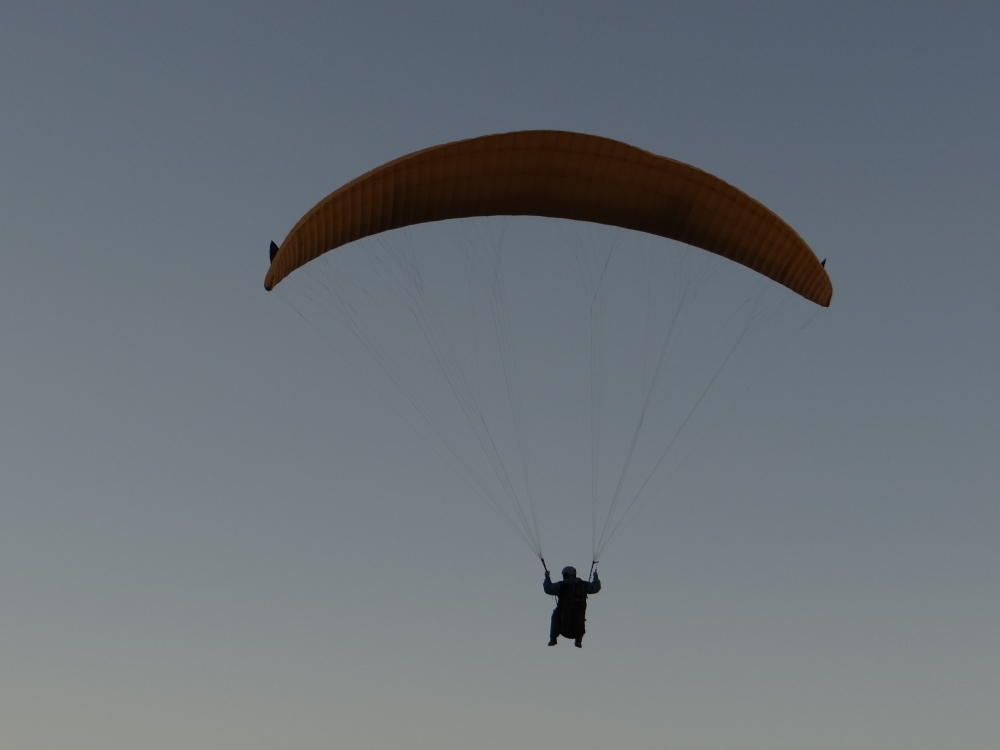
[265,130,831,307]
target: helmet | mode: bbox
[561,566,577,579]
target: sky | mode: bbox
[1,2,998,748]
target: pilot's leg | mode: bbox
[549,609,560,646]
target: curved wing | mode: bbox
[265,130,831,306]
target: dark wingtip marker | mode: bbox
[269,241,280,263]
[821,258,826,267]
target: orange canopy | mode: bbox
[266,130,831,306]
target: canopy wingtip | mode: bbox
[264,241,280,291]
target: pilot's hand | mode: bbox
[545,570,550,577]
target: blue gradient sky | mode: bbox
[2,3,998,748]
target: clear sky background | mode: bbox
[2,2,998,749]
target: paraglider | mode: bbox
[266,131,832,643]
[544,565,601,647]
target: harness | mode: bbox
[555,579,589,639]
